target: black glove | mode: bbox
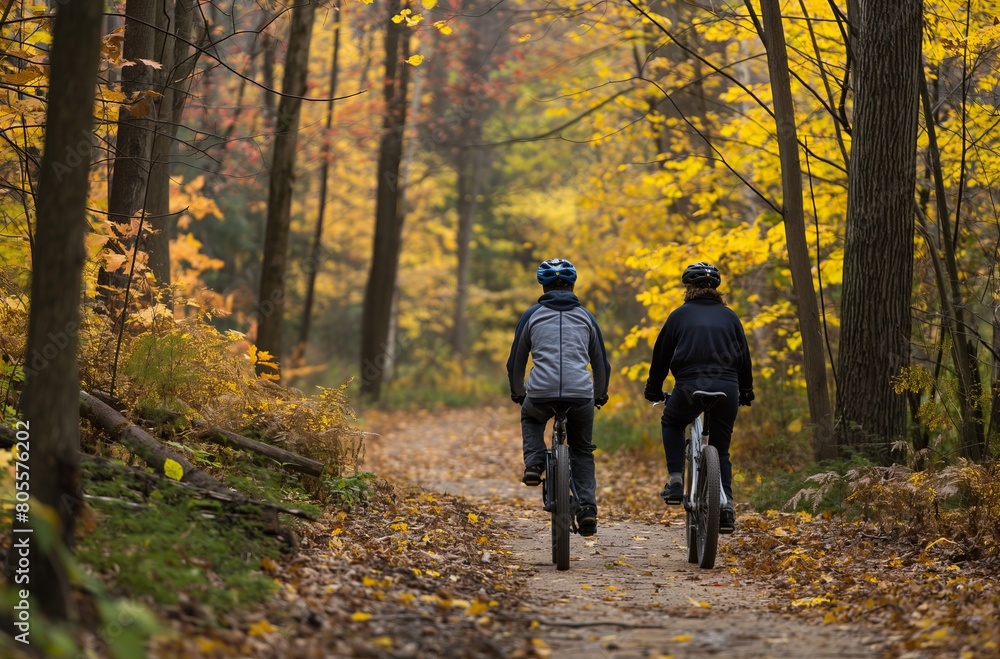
[594,395,608,409]
[511,393,525,405]
[739,390,755,407]
[643,380,666,403]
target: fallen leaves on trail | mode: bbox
[151,481,532,657]
[727,510,1000,657]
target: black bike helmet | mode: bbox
[536,258,578,286]
[681,261,721,289]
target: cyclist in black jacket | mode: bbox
[508,259,611,537]
[643,262,754,533]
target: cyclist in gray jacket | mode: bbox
[507,259,611,537]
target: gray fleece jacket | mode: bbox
[506,290,611,400]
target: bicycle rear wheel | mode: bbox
[552,444,571,571]
[696,445,721,569]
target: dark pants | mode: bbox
[660,380,739,500]
[521,398,597,514]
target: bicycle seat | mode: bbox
[692,390,727,409]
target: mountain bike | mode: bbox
[541,406,578,571]
[656,390,729,569]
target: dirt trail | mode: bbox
[364,407,879,658]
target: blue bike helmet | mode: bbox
[682,261,721,288]
[536,258,578,286]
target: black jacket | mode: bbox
[646,297,753,393]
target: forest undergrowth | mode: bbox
[1,303,998,657]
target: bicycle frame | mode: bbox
[684,414,729,512]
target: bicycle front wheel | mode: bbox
[552,444,571,571]
[685,510,699,564]
[696,445,721,569]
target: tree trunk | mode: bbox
[451,145,485,354]
[360,0,411,401]
[1,0,104,625]
[108,0,157,229]
[293,0,342,369]
[100,0,158,309]
[755,0,836,460]
[836,0,922,461]
[262,32,278,124]
[146,0,199,289]
[255,0,316,378]
[919,67,987,462]
[991,301,1000,443]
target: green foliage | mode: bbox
[0,497,160,659]
[749,454,876,514]
[77,459,283,611]
[593,404,659,454]
[322,471,377,510]
[221,456,321,518]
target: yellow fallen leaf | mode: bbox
[351,612,372,622]
[530,638,551,658]
[687,598,711,609]
[405,54,424,66]
[671,634,692,642]
[468,513,479,523]
[467,599,489,616]
[247,619,276,636]
[373,636,393,648]
[195,637,221,651]
[163,458,184,481]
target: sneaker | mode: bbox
[659,481,683,505]
[577,506,597,537]
[720,503,736,534]
[522,464,544,487]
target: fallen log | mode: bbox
[80,390,224,491]
[192,420,326,478]
[0,424,16,449]
[82,453,316,522]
